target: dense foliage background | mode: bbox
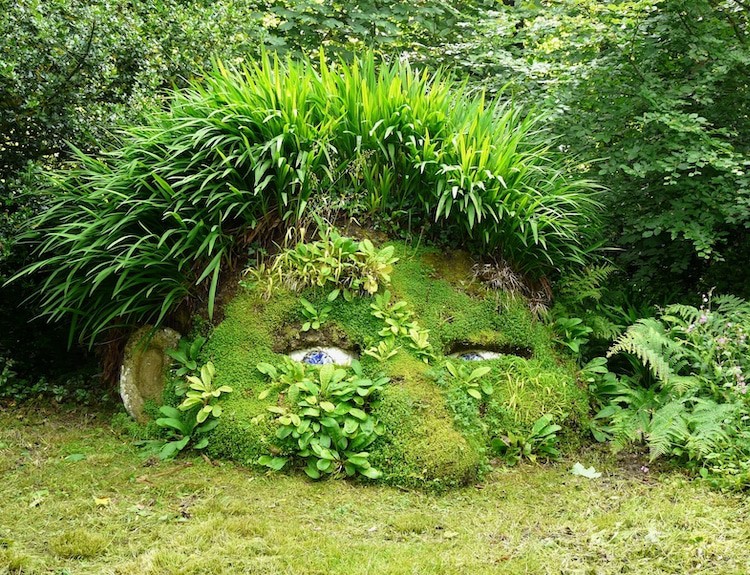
[0,0,477,380]
[432,0,750,298]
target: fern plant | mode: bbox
[597,292,750,470]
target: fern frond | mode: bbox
[608,386,661,450]
[556,264,616,305]
[662,303,702,327]
[713,295,750,320]
[607,318,676,384]
[647,400,688,461]
[683,399,737,459]
[665,375,700,395]
[586,314,623,341]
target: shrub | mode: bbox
[12,51,601,345]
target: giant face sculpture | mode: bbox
[131,233,586,488]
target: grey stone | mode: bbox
[119,326,181,422]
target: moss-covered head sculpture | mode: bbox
[159,228,585,488]
[13,52,600,487]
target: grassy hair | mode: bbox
[13,51,601,345]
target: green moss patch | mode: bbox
[49,529,108,559]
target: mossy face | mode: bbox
[197,241,587,487]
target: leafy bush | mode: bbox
[256,360,387,479]
[166,335,207,379]
[445,361,492,400]
[491,414,562,466]
[246,228,398,301]
[368,290,434,363]
[143,361,232,459]
[12,51,601,345]
[0,353,105,405]
[594,294,750,476]
[431,1,750,299]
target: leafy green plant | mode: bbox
[246,229,398,301]
[256,361,387,479]
[553,317,594,355]
[299,298,332,332]
[368,290,434,363]
[445,361,492,400]
[146,362,232,459]
[363,339,401,362]
[0,356,17,397]
[550,265,622,348]
[491,415,562,465]
[579,357,629,442]
[0,357,105,405]
[441,1,750,300]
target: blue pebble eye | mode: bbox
[459,352,484,361]
[302,350,334,365]
[290,346,356,365]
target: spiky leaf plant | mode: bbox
[12,51,601,345]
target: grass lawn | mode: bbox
[1,405,749,575]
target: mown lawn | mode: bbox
[1,405,748,575]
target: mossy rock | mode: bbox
[119,326,181,423]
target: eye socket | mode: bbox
[289,347,356,366]
[449,349,503,361]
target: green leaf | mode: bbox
[195,418,219,434]
[531,415,553,437]
[304,462,322,479]
[360,466,382,479]
[276,425,293,439]
[446,362,458,378]
[343,418,359,434]
[469,366,491,381]
[156,417,190,435]
[348,408,368,420]
[159,406,182,419]
[316,458,332,471]
[257,363,278,378]
[467,388,482,400]
[259,456,288,471]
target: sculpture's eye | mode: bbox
[449,349,503,361]
[289,347,356,366]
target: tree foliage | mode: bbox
[433,0,750,298]
[0,0,481,373]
